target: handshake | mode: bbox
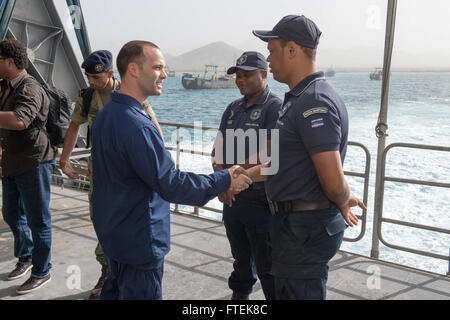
[221,165,253,207]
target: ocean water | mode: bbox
[149,72,450,275]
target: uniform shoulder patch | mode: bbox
[302,107,328,118]
[311,118,325,128]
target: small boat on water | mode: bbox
[324,67,336,77]
[182,64,236,89]
[370,67,383,80]
[166,66,175,77]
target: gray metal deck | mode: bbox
[0,186,448,300]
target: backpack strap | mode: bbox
[79,87,94,148]
[18,76,46,130]
[86,123,91,149]
[18,75,38,91]
[79,87,94,149]
[80,87,94,118]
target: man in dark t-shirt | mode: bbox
[0,39,55,295]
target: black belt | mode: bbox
[269,199,331,214]
[250,182,265,190]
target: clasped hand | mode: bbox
[219,166,252,207]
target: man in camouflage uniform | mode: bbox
[59,50,163,300]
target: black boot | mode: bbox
[231,292,250,300]
[88,264,107,300]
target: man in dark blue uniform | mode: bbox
[212,52,282,300]
[248,15,366,299]
[91,40,252,300]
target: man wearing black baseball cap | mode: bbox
[212,51,282,300]
[247,15,366,300]
[253,15,321,49]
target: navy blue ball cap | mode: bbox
[227,51,268,75]
[81,50,113,74]
[252,15,322,49]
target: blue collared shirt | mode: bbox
[91,92,231,264]
[266,72,349,202]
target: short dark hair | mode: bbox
[116,40,159,78]
[279,38,317,60]
[0,38,29,70]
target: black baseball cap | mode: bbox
[252,15,321,49]
[226,51,268,75]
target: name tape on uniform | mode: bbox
[303,107,328,118]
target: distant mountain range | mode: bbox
[165,41,242,72]
[164,41,450,73]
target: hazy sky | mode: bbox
[55,0,450,69]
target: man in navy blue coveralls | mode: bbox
[248,15,366,299]
[91,40,252,300]
[213,52,282,300]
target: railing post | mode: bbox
[448,248,450,276]
[174,126,181,213]
[371,0,397,259]
[175,126,180,169]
